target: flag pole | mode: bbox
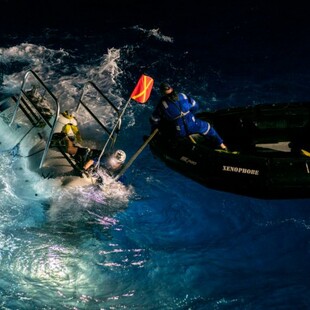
[94,97,132,169]
[95,74,154,170]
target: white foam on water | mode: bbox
[130,26,174,43]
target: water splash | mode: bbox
[130,26,174,43]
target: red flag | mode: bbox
[130,74,154,104]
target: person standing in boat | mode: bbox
[150,82,227,150]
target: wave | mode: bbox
[0,43,124,110]
[130,25,174,43]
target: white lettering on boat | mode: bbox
[222,165,259,175]
[180,156,197,165]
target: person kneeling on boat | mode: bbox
[150,82,227,150]
[51,134,126,177]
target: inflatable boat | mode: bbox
[148,102,310,199]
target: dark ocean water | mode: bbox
[0,1,310,309]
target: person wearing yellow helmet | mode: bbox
[51,134,126,177]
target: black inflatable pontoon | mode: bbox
[149,102,310,199]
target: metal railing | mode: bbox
[76,81,121,152]
[10,70,122,173]
[10,70,59,168]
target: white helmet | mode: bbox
[113,149,126,163]
[106,149,126,171]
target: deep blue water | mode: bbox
[1,2,310,309]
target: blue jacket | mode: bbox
[151,92,210,137]
[150,92,224,146]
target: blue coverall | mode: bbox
[150,92,224,146]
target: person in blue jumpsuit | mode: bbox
[150,82,227,150]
